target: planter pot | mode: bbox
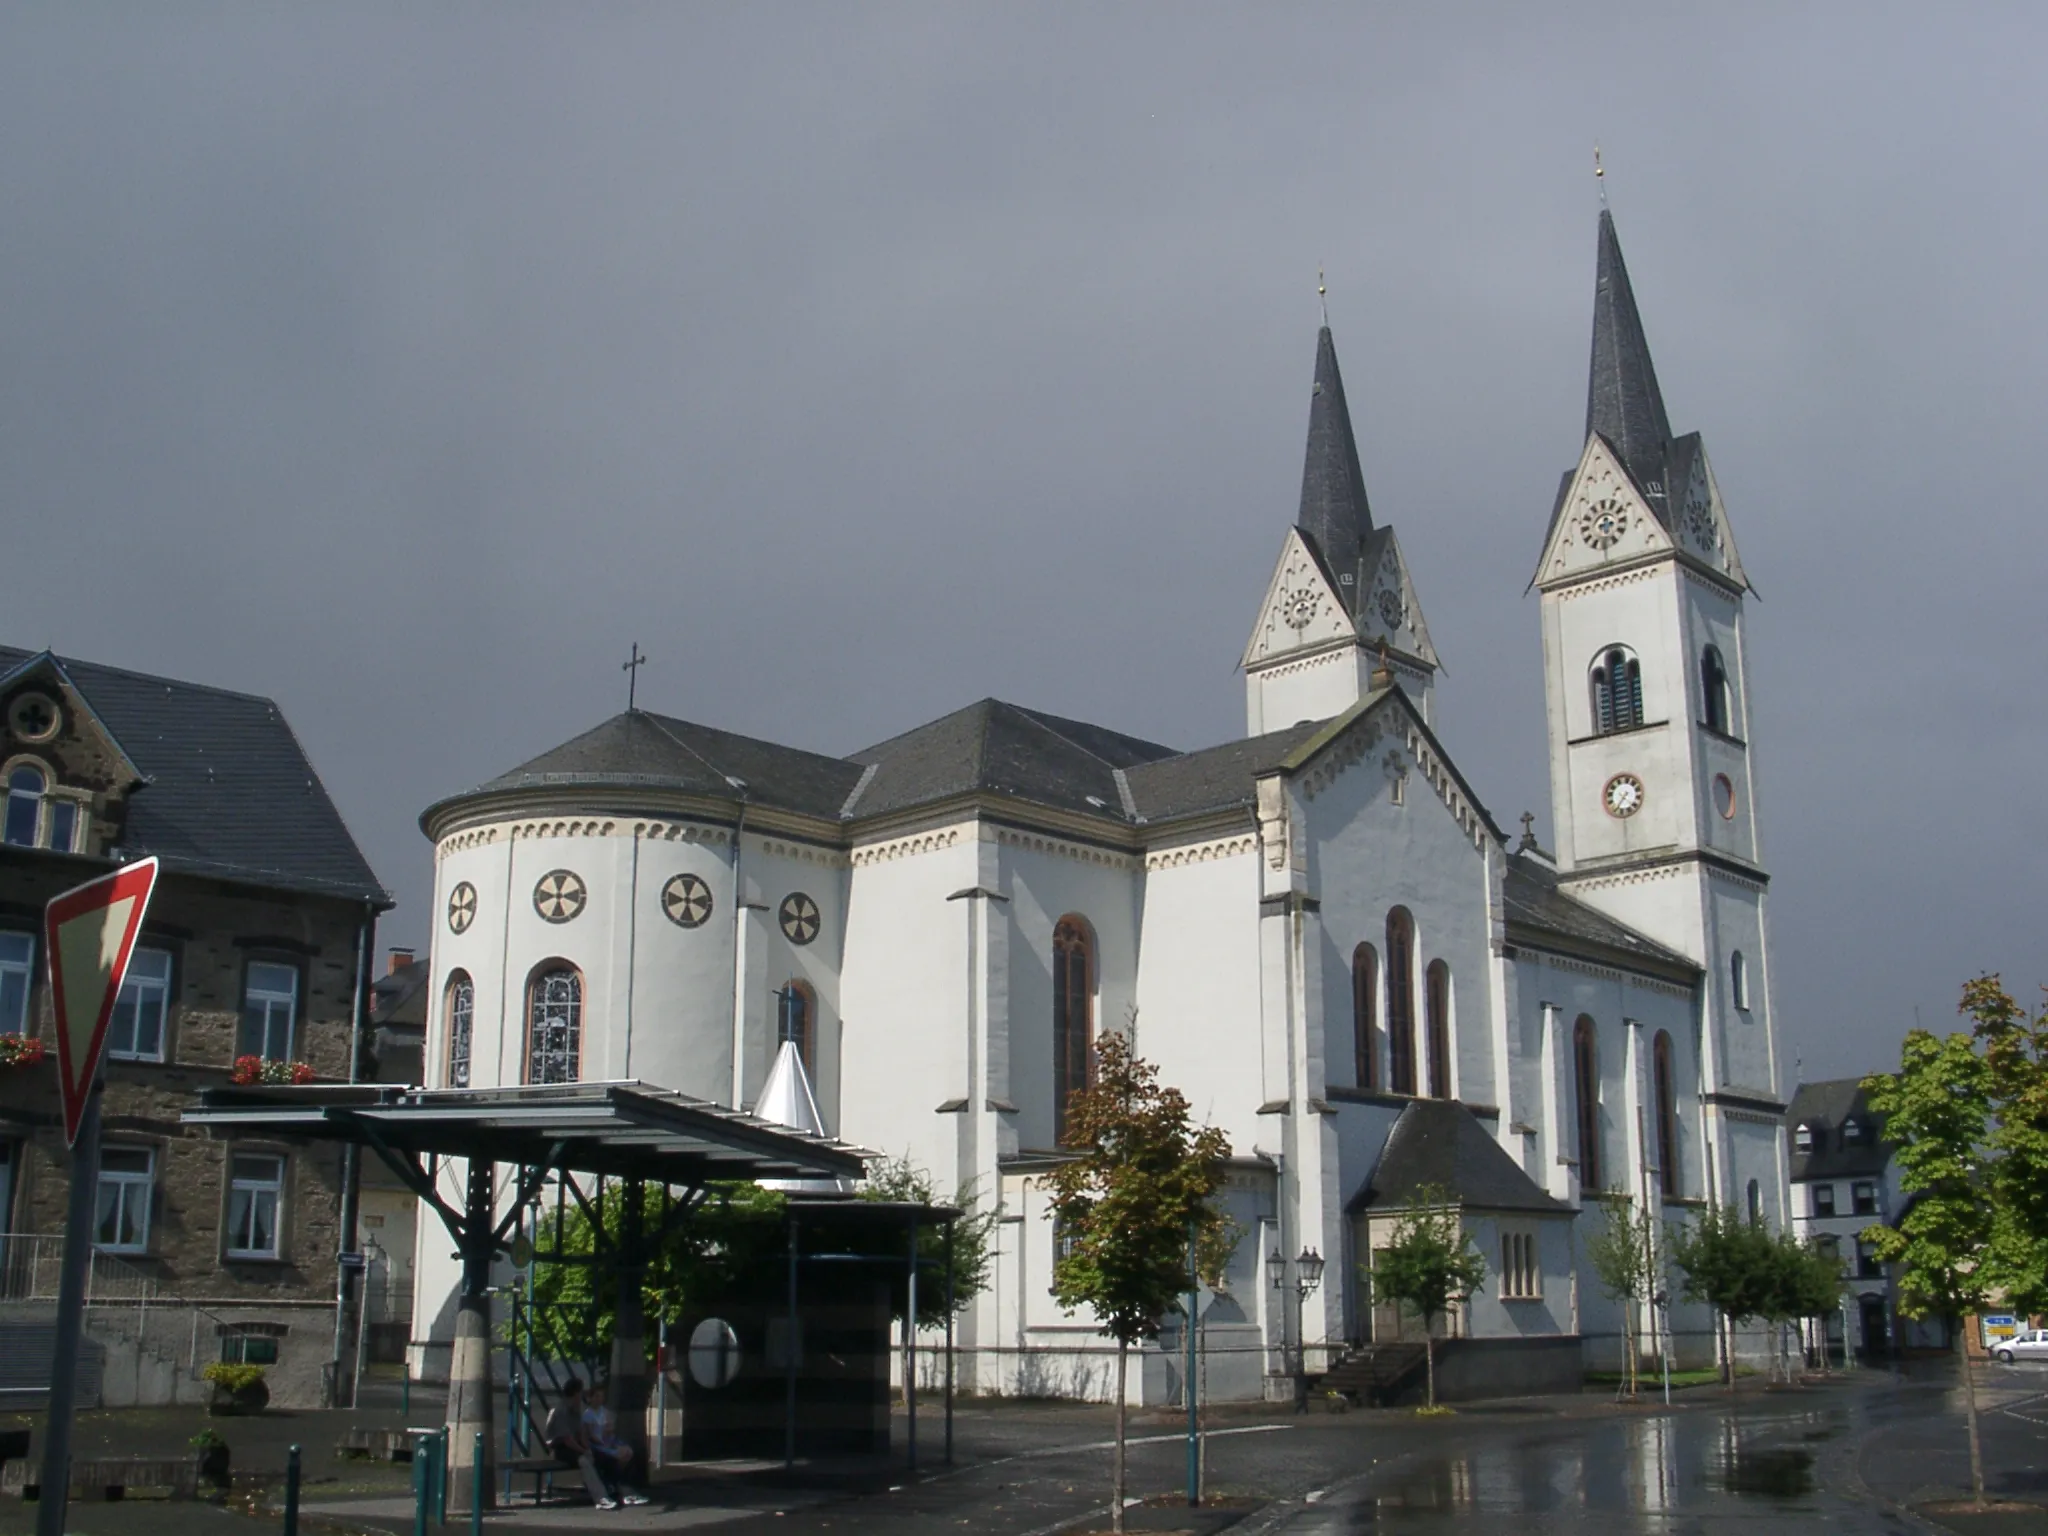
[208,1378,269,1416]
[197,1445,231,1488]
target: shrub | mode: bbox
[203,1363,267,1393]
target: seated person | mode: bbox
[584,1381,646,1505]
[542,1377,620,1509]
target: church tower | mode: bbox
[1243,324,1439,735]
[1534,209,1784,1211]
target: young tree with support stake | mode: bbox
[1366,1186,1486,1410]
[1584,1193,1657,1397]
[1043,1029,1231,1536]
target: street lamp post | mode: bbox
[1268,1246,1325,1410]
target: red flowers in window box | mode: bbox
[0,1035,45,1071]
[230,1055,316,1086]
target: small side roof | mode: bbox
[1352,1099,1571,1216]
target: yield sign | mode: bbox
[44,858,160,1147]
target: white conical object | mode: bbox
[756,1041,850,1193]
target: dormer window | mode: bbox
[1842,1118,1863,1145]
[1794,1122,1818,1154]
[1,763,84,852]
[1590,646,1644,733]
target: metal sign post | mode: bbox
[35,858,160,1536]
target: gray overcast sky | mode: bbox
[3,5,2041,1082]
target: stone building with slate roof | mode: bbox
[0,646,388,1407]
[408,210,1788,1402]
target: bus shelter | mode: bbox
[183,1081,874,1513]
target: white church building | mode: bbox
[408,210,1788,1401]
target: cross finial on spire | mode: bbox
[1318,265,1328,327]
[1519,811,1538,851]
[1594,145,1607,208]
[622,642,647,711]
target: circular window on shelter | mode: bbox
[688,1318,742,1388]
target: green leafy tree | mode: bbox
[1964,977,2048,1315]
[1755,1228,1845,1382]
[1668,1203,1775,1386]
[1366,1186,1487,1409]
[1583,1194,1657,1396]
[1043,1029,1232,1535]
[857,1154,1000,1404]
[1865,1018,1998,1507]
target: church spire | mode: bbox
[1585,209,1673,490]
[1297,325,1373,591]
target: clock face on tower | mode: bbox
[1602,773,1646,819]
[1281,588,1319,629]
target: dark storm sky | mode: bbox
[4,6,2041,1082]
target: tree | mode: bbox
[1043,1030,1232,1535]
[1668,1203,1775,1386]
[1864,1020,1998,1508]
[1963,977,2048,1316]
[857,1154,1000,1403]
[1756,1228,1844,1382]
[1583,1194,1657,1397]
[1366,1186,1487,1409]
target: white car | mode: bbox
[1992,1329,2048,1363]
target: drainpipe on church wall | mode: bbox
[728,789,750,1109]
[330,901,375,1407]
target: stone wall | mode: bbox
[0,856,370,1406]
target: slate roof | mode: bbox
[1296,325,1374,613]
[1122,720,1326,822]
[1787,1079,1892,1181]
[847,700,1177,821]
[1586,208,1675,506]
[1352,1098,1570,1215]
[1503,852,1699,979]
[446,710,866,823]
[0,647,386,904]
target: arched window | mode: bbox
[525,965,582,1085]
[1700,645,1732,734]
[445,971,474,1089]
[777,980,815,1074]
[1385,909,1416,1095]
[1351,944,1378,1090]
[1731,950,1750,1011]
[1590,646,1644,734]
[1654,1031,1680,1198]
[1425,960,1452,1099]
[3,767,44,848]
[1747,1179,1762,1225]
[1052,917,1094,1145]
[1573,1015,1601,1193]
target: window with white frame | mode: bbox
[1499,1229,1539,1299]
[1812,1183,1836,1217]
[226,1153,284,1259]
[239,962,299,1062]
[108,947,172,1061]
[95,1146,153,1253]
[2,767,43,848]
[1852,1181,1878,1216]
[0,932,32,1036]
